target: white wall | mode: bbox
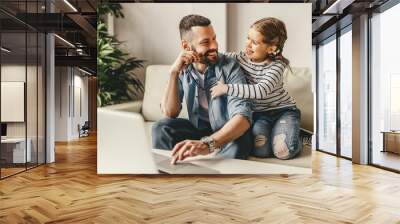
[1,64,46,163]
[1,65,41,137]
[115,3,311,73]
[76,74,89,125]
[55,66,68,141]
[1,82,25,122]
[227,3,312,68]
[72,73,89,138]
[54,67,89,141]
[115,3,227,86]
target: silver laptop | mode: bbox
[153,153,219,174]
[97,108,219,174]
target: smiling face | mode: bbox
[245,27,277,63]
[183,25,219,64]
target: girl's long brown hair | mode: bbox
[251,17,290,66]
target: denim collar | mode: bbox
[187,64,209,82]
[187,63,218,90]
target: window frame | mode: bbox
[315,23,353,161]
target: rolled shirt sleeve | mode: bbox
[160,72,185,115]
[224,60,252,125]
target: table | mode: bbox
[1,138,32,163]
[153,149,312,175]
[381,131,400,154]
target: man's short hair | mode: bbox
[179,14,211,40]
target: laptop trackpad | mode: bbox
[154,153,219,174]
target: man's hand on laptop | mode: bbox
[171,140,209,165]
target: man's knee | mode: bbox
[152,118,179,134]
[153,117,177,129]
[152,118,179,149]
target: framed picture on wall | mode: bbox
[1,81,25,122]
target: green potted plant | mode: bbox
[97,3,144,107]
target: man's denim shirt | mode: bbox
[176,53,252,131]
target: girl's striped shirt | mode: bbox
[225,52,296,112]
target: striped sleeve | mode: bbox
[223,52,239,60]
[226,62,285,99]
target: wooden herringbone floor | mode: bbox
[1,134,400,224]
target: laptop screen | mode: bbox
[1,123,7,137]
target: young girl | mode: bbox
[211,17,301,160]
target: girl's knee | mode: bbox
[272,134,300,160]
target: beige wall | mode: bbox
[55,66,69,141]
[73,72,89,138]
[114,3,311,81]
[54,67,89,141]
[227,3,312,68]
[115,3,228,88]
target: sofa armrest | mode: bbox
[97,108,158,174]
[102,101,143,113]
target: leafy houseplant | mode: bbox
[97,3,144,107]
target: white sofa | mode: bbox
[101,65,313,168]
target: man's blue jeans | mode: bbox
[251,106,302,160]
[152,118,253,159]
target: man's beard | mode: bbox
[203,49,218,64]
[191,46,218,64]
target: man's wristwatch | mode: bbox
[200,136,220,153]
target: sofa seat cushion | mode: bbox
[283,67,314,132]
[145,121,155,139]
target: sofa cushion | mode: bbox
[142,65,188,121]
[145,121,155,138]
[283,67,314,132]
